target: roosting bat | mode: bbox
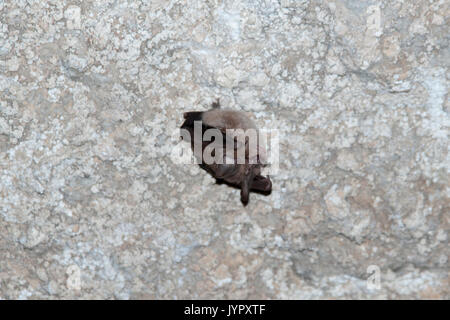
[180,100,272,206]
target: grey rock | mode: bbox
[0,0,448,299]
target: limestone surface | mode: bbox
[0,0,448,299]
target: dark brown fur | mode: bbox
[180,101,272,206]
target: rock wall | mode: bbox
[0,0,448,299]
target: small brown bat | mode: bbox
[180,100,272,205]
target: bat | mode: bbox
[180,100,272,205]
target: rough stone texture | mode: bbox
[0,0,448,299]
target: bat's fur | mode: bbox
[181,100,272,206]
[202,109,257,131]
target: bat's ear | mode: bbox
[240,166,256,205]
[212,98,220,109]
[240,179,250,206]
